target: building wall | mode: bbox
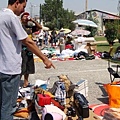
[76,10,120,35]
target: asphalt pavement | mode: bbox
[26,58,118,105]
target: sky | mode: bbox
[0,0,119,16]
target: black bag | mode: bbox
[73,92,89,118]
[101,51,111,59]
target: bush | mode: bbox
[104,22,118,45]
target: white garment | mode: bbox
[73,37,88,53]
[0,8,28,74]
[38,30,45,39]
[77,36,85,43]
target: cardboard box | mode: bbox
[74,79,88,97]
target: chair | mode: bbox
[108,60,120,83]
[107,46,120,83]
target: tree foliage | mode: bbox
[104,21,118,45]
[41,0,76,30]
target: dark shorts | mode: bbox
[21,50,35,75]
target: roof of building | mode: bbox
[76,9,119,17]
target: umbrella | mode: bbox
[72,19,98,28]
[70,29,91,36]
[42,26,49,31]
[59,28,71,34]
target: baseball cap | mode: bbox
[21,12,30,18]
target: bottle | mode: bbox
[51,102,54,106]
[27,16,31,20]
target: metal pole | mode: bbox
[57,0,59,29]
[85,0,88,11]
[39,4,41,23]
[117,0,120,16]
[117,0,120,40]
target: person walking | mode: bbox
[0,0,55,120]
[21,12,42,88]
[51,29,57,46]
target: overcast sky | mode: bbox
[0,0,119,15]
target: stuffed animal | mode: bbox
[58,74,71,92]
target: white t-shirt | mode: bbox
[0,8,28,74]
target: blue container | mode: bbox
[39,84,47,90]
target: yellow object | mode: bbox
[35,87,55,98]
[28,34,32,39]
[34,58,42,62]
[14,108,29,119]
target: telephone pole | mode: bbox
[39,4,42,23]
[118,0,120,16]
[85,0,88,19]
[117,0,120,39]
[85,0,88,11]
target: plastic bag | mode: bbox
[104,81,120,108]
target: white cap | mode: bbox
[67,34,73,38]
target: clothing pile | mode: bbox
[14,75,73,119]
[14,75,90,120]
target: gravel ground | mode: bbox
[27,58,117,105]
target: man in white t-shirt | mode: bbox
[0,0,55,120]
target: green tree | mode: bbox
[41,0,76,30]
[105,21,118,46]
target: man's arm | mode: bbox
[22,37,55,69]
[30,18,42,30]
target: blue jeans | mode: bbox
[0,72,20,120]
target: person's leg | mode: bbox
[23,74,29,87]
[23,54,35,87]
[54,38,56,46]
[45,37,48,46]
[11,75,20,113]
[0,73,20,120]
[21,50,28,87]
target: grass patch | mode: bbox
[110,59,120,64]
[97,42,120,53]
[97,42,120,58]
[97,43,110,52]
[95,36,107,41]
[95,36,120,54]
[95,36,120,64]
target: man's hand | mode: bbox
[43,58,55,69]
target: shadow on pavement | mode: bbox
[95,82,109,104]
